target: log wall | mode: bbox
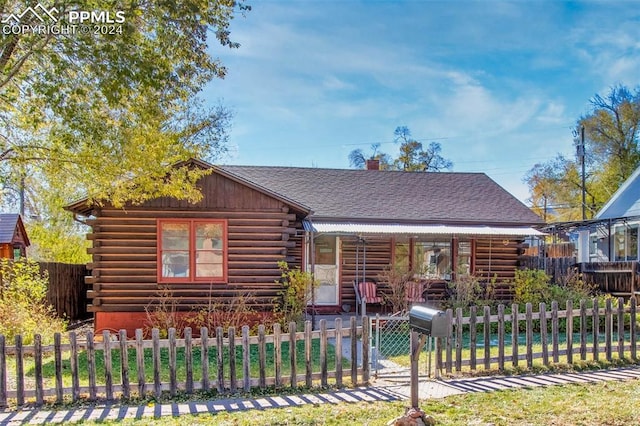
[473,238,524,300]
[339,236,392,310]
[85,173,306,315]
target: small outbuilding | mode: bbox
[0,213,30,259]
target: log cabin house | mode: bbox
[0,214,29,259]
[65,159,544,334]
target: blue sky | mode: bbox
[204,0,640,204]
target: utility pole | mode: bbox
[576,126,586,220]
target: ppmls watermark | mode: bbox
[2,3,125,35]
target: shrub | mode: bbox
[513,269,551,306]
[145,285,260,337]
[0,258,67,344]
[377,266,414,314]
[275,261,318,331]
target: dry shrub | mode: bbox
[377,266,414,314]
[145,285,260,337]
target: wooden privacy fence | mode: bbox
[41,262,88,321]
[579,261,639,297]
[436,298,638,374]
[519,256,577,285]
[0,318,370,408]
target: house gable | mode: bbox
[596,166,640,220]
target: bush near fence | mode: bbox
[0,318,369,408]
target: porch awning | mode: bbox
[302,221,545,236]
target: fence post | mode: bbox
[274,323,283,388]
[304,321,312,388]
[551,301,559,364]
[335,318,343,388]
[511,303,519,367]
[605,299,612,361]
[320,319,328,387]
[497,304,505,371]
[119,330,130,399]
[242,325,250,392]
[566,300,573,365]
[216,327,225,393]
[350,317,357,385]
[289,322,297,388]
[526,303,533,368]
[87,331,97,401]
[136,329,146,396]
[469,306,477,371]
[168,328,177,397]
[362,316,370,384]
[593,298,600,362]
[185,327,193,394]
[70,331,80,402]
[201,327,210,392]
[483,306,491,370]
[446,309,453,374]
[34,334,43,406]
[580,299,587,360]
[228,327,236,393]
[617,298,624,360]
[54,332,64,404]
[15,335,24,406]
[455,308,463,372]
[103,330,114,401]
[540,303,548,366]
[152,328,161,398]
[258,325,266,390]
[631,298,637,360]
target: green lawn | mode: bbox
[10,339,347,393]
[65,378,640,425]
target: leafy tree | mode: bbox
[581,85,640,194]
[525,85,640,221]
[392,126,453,171]
[348,126,453,172]
[0,0,248,208]
[0,1,249,261]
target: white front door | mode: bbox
[310,235,339,305]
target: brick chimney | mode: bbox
[366,159,380,170]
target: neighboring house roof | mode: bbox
[0,214,30,245]
[595,165,640,220]
[219,165,543,226]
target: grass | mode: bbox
[9,339,346,392]
[58,377,640,425]
[376,323,638,374]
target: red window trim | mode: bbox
[157,219,228,284]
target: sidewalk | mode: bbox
[1,366,639,425]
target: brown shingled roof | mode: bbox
[219,166,543,226]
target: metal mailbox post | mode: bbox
[408,305,450,409]
[409,306,449,338]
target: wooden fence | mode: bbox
[0,318,369,408]
[435,297,638,374]
[41,262,88,321]
[579,261,639,297]
[523,242,575,258]
[519,256,577,284]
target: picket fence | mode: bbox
[438,297,638,373]
[0,318,370,408]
